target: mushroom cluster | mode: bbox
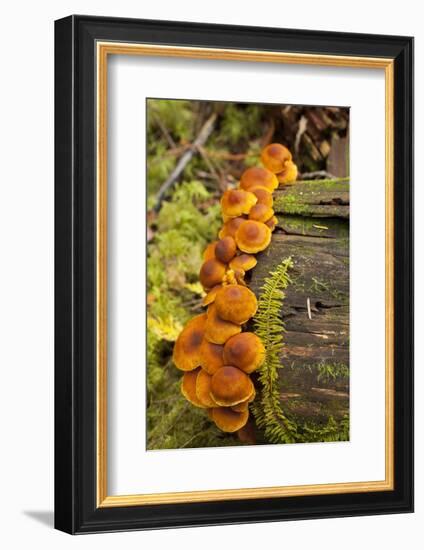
[172,143,297,435]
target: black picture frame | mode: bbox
[55,15,414,534]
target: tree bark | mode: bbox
[249,180,350,429]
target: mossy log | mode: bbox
[250,180,350,433]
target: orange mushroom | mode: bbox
[210,366,254,406]
[218,217,245,239]
[202,285,222,306]
[198,338,225,375]
[229,254,257,272]
[211,407,249,432]
[250,187,273,208]
[199,258,226,289]
[239,166,278,192]
[181,368,206,408]
[220,189,257,218]
[265,215,279,231]
[222,268,247,287]
[231,387,256,412]
[172,313,207,371]
[204,303,241,344]
[235,220,271,254]
[248,203,275,223]
[231,400,249,413]
[195,369,218,408]
[215,236,237,263]
[223,332,265,373]
[261,143,292,174]
[214,285,257,325]
[277,160,298,184]
[240,166,278,192]
[203,241,217,261]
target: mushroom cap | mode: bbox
[251,187,273,208]
[214,284,258,324]
[231,385,256,413]
[181,368,206,408]
[239,166,279,192]
[261,143,292,173]
[229,254,257,272]
[231,400,249,413]
[173,313,207,371]
[265,215,279,231]
[220,189,257,218]
[223,332,265,373]
[235,220,272,254]
[199,258,226,289]
[277,160,298,184]
[203,241,217,261]
[248,203,275,223]
[195,369,218,408]
[210,366,254,406]
[215,236,237,263]
[198,338,224,375]
[211,407,249,432]
[218,217,245,239]
[202,285,222,306]
[204,303,241,344]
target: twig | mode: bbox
[151,112,176,149]
[294,115,308,154]
[196,145,221,183]
[154,113,218,211]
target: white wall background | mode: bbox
[0,1,420,548]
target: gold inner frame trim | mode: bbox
[96,41,395,508]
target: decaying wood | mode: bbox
[249,180,350,428]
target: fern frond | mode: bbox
[252,258,298,444]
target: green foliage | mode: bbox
[147,180,227,449]
[147,99,195,196]
[148,387,242,450]
[244,141,262,167]
[147,180,221,322]
[218,104,262,146]
[316,362,349,384]
[148,99,195,141]
[146,142,177,201]
[298,415,350,443]
[252,258,298,444]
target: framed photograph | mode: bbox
[54,15,413,534]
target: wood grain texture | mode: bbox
[249,181,349,427]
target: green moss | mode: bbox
[274,193,312,216]
[146,180,226,449]
[297,177,349,187]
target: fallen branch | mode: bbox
[154,112,217,211]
